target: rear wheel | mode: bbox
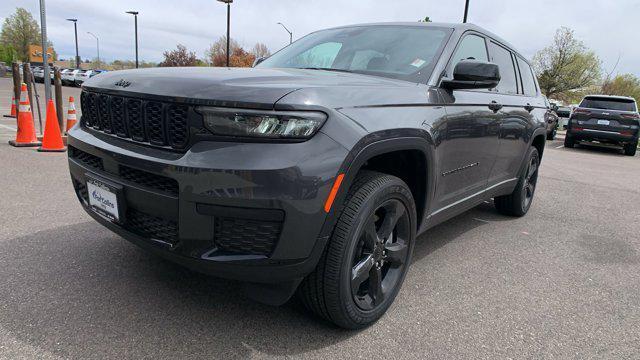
[564,134,575,148]
[546,128,557,140]
[495,147,540,217]
[624,141,638,156]
[298,171,416,329]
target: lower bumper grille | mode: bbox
[214,217,282,256]
[124,208,179,245]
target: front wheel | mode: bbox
[298,171,416,329]
[494,147,540,217]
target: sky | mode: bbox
[1,0,639,76]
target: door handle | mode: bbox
[488,101,503,112]
[524,103,535,112]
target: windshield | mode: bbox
[579,97,637,112]
[257,25,452,82]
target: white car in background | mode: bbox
[62,69,81,85]
[74,70,106,86]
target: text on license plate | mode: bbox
[597,119,610,125]
[87,179,119,221]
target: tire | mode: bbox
[564,134,575,148]
[494,147,540,217]
[624,141,638,156]
[546,128,556,141]
[298,171,416,329]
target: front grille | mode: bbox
[69,146,104,171]
[80,90,190,150]
[119,165,179,196]
[214,217,282,256]
[125,208,178,244]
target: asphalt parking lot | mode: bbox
[1,78,639,359]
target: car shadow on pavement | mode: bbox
[411,201,509,263]
[0,203,514,359]
[567,142,627,156]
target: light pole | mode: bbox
[126,11,139,68]
[66,18,80,69]
[277,22,293,44]
[217,0,233,67]
[463,0,470,23]
[87,32,100,67]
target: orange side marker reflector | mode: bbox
[324,173,345,213]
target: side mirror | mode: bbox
[253,57,266,67]
[441,60,500,90]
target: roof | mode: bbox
[583,94,636,101]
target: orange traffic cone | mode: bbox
[38,99,66,152]
[65,96,77,133]
[8,84,41,147]
[3,95,17,118]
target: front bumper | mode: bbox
[68,126,348,283]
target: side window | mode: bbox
[517,57,537,96]
[449,34,488,74]
[288,42,342,68]
[488,42,517,94]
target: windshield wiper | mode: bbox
[300,67,355,73]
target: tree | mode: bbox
[159,44,198,67]
[418,16,432,22]
[205,35,240,66]
[229,47,255,67]
[0,8,42,62]
[601,74,640,104]
[252,43,271,59]
[532,27,601,100]
[0,44,18,64]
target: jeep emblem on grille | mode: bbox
[114,79,131,88]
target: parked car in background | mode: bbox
[69,22,548,329]
[565,95,639,156]
[32,66,44,82]
[543,96,559,140]
[74,70,105,86]
[62,69,81,85]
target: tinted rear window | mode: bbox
[579,97,637,112]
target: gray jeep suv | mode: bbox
[68,22,547,328]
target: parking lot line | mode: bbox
[555,145,564,149]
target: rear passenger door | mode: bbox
[487,42,541,184]
[436,33,501,210]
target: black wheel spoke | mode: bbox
[379,201,405,241]
[369,266,384,305]
[351,254,374,293]
[363,215,379,249]
[384,242,408,266]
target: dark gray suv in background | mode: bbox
[68,22,547,328]
[565,95,639,156]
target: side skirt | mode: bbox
[420,178,518,233]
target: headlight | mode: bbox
[197,107,326,139]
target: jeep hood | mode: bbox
[82,67,419,110]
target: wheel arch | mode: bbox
[318,132,436,239]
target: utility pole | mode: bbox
[463,0,470,23]
[40,0,52,104]
[277,22,293,44]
